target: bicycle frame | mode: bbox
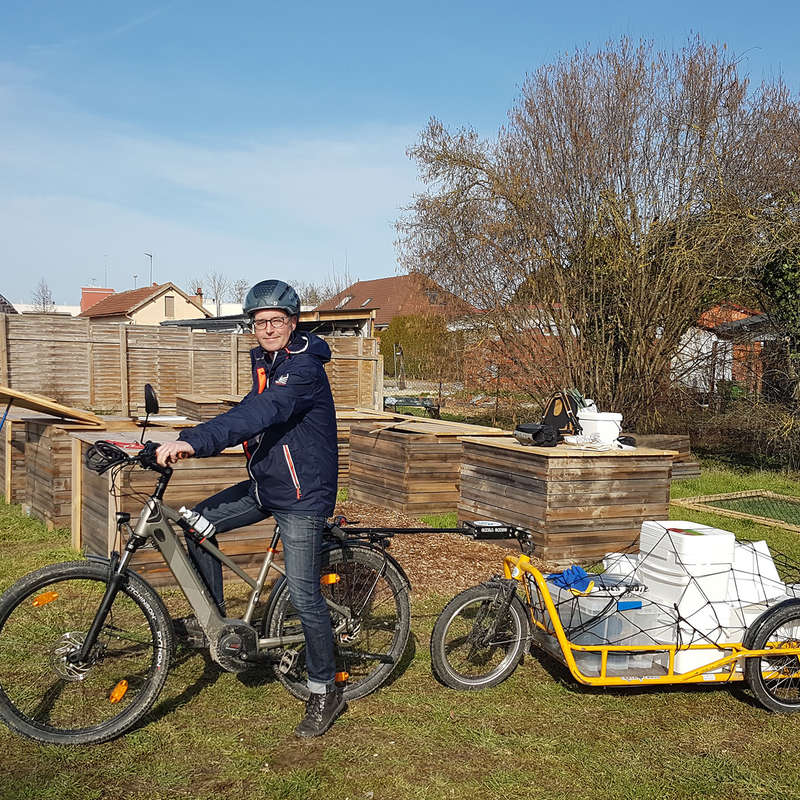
[502,553,800,688]
[76,493,355,665]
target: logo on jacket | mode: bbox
[275,374,289,386]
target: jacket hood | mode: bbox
[260,331,331,364]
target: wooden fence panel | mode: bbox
[0,315,381,412]
[5,316,91,408]
[89,322,124,410]
[126,327,192,412]
[191,331,237,397]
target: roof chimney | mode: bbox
[80,286,114,312]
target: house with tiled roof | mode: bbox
[672,302,767,395]
[78,283,211,325]
[314,274,472,330]
[0,293,18,315]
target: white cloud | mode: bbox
[0,72,422,303]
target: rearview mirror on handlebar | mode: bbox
[144,384,159,415]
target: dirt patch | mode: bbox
[333,499,547,596]
[269,733,327,771]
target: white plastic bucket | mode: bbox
[577,408,623,443]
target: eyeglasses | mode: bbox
[252,316,291,331]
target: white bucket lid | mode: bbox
[577,408,622,421]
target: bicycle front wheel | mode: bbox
[0,561,173,744]
[266,545,411,701]
[430,582,528,690]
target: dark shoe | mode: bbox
[172,616,208,648]
[294,686,347,738]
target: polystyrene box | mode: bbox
[673,646,731,674]
[727,540,786,604]
[638,557,732,608]
[639,521,736,567]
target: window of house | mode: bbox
[360,297,373,307]
[165,295,175,318]
[425,289,440,304]
[336,295,353,309]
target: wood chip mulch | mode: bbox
[334,499,548,596]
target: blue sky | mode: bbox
[2,1,799,304]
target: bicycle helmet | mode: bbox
[243,279,300,317]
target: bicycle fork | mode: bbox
[69,538,144,665]
[475,579,518,648]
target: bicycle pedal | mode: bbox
[278,649,299,675]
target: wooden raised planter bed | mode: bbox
[625,432,700,479]
[175,393,235,421]
[348,419,508,515]
[24,417,137,530]
[71,430,277,588]
[458,437,676,564]
[2,413,57,505]
[335,408,405,485]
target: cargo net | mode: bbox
[529,521,800,677]
[673,491,800,533]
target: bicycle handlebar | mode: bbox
[85,439,169,476]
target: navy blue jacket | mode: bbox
[178,332,338,515]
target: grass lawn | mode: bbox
[1,463,800,799]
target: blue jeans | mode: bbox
[189,480,336,694]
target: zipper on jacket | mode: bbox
[246,360,270,507]
[282,444,302,499]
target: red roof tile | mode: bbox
[78,282,207,319]
[314,274,471,328]
[698,302,762,330]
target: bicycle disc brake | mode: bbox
[338,619,362,644]
[50,632,95,681]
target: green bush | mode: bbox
[380,314,464,381]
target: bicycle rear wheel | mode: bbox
[266,545,411,701]
[0,561,173,744]
[745,599,800,713]
[430,581,528,690]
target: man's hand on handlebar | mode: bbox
[155,441,195,467]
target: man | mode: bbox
[156,279,342,738]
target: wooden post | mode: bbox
[119,326,129,416]
[0,314,9,387]
[87,321,95,409]
[187,330,195,394]
[4,422,11,503]
[375,354,384,411]
[70,436,82,550]
[230,333,238,394]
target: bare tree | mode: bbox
[31,278,56,313]
[398,37,800,428]
[295,265,357,307]
[200,270,231,317]
[293,280,329,306]
[230,278,250,305]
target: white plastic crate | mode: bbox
[546,582,674,675]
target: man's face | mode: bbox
[252,309,297,352]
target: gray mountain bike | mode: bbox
[0,390,411,745]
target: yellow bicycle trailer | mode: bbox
[430,522,800,712]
